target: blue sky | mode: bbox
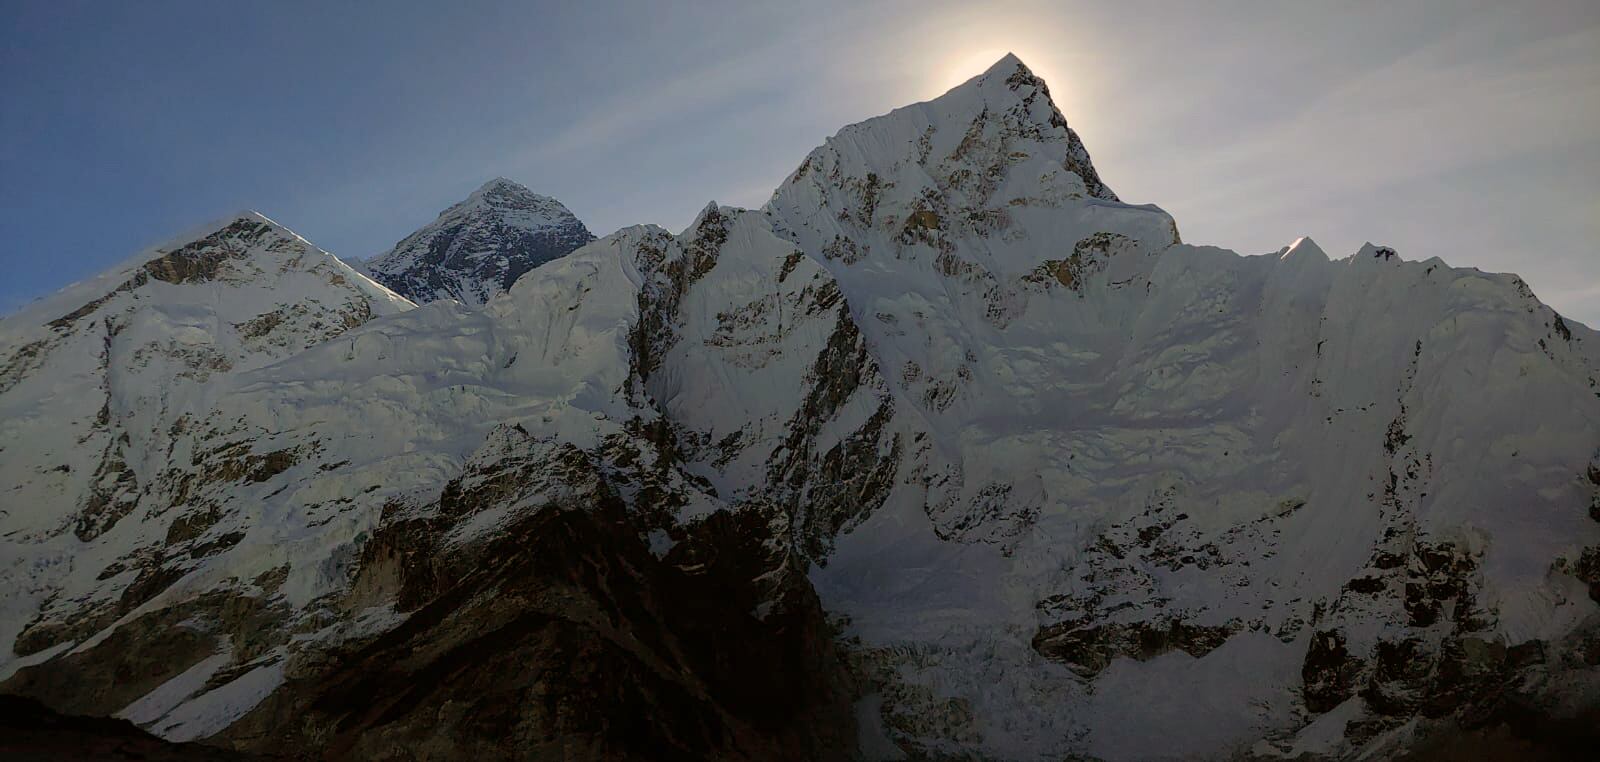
[3,0,1597,324]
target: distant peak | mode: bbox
[468,177,545,203]
[143,210,296,258]
[686,201,728,235]
[227,209,268,223]
[364,178,595,305]
[477,177,528,194]
[450,179,582,223]
[191,210,276,233]
[1356,242,1401,263]
[1281,236,1328,261]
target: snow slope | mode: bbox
[2,55,1598,760]
[0,212,410,704]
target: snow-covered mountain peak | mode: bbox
[2,212,406,339]
[473,175,524,193]
[1280,236,1329,261]
[0,208,410,569]
[986,50,1025,72]
[959,51,1048,99]
[430,178,587,239]
[1355,241,1402,262]
[363,178,595,305]
[908,51,1118,198]
[766,52,1148,276]
[462,177,568,215]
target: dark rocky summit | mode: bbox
[364,178,595,305]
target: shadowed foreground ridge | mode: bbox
[0,695,257,761]
[221,498,855,759]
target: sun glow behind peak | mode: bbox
[925,43,1074,107]
[934,47,1015,93]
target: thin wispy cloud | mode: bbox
[2,0,1596,324]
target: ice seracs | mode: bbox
[363,178,595,305]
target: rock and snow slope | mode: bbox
[2,55,1599,760]
[362,178,595,305]
[0,213,410,664]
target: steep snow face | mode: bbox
[363,178,595,305]
[0,212,410,690]
[767,54,1184,548]
[767,57,1600,759]
[3,55,1600,761]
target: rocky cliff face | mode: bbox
[362,178,595,305]
[2,55,1598,761]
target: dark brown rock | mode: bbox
[3,589,289,719]
[1302,629,1362,714]
[1033,617,1239,678]
[219,499,855,760]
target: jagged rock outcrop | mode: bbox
[2,55,1599,761]
[362,178,594,305]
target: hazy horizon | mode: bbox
[2,0,1596,324]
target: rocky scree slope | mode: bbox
[361,178,595,306]
[3,55,1600,760]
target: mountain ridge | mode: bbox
[2,55,1598,760]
